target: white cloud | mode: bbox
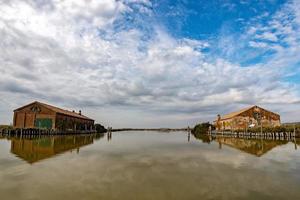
[255,32,278,42]
[249,41,268,48]
[0,0,299,127]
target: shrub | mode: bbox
[95,124,107,133]
[0,125,13,133]
[192,122,214,135]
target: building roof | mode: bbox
[14,101,94,121]
[219,105,280,121]
[220,106,255,120]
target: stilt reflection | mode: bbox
[193,134,298,157]
[7,133,104,164]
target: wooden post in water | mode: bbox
[107,127,112,141]
[294,124,297,150]
[188,127,191,142]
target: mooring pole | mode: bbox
[293,123,297,150]
[187,126,191,142]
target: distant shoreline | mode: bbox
[111,128,189,132]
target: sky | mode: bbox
[0,0,300,128]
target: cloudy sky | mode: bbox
[0,0,300,128]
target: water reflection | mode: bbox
[1,131,300,200]
[193,134,299,156]
[5,133,104,164]
[107,131,112,141]
[0,132,299,165]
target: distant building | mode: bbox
[215,105,281,131]
[13,101,94,131]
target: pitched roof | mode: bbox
[219,105,280,121]
[220,106,255,120]
[14,101,94,121]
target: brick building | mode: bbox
[215,105,281,131]
[13,101,94,131]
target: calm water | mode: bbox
[0,131,300,200]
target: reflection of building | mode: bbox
[10,135,96,163]
[215,105,280,131]
[192,134,298,156]
[13,101,94,131]
[216,137,287,157]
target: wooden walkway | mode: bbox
[0,128,96,137]
[209,130,298,141]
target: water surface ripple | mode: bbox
[0,131,299,200]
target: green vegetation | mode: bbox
[192,122,215,135]
[192,134,213,144]
[283,122,300,126]
[95,124,107,133]
[0,125,13,133]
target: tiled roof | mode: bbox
[219,105,280,121]
[220,106,255,120]
[14,101,94,121]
